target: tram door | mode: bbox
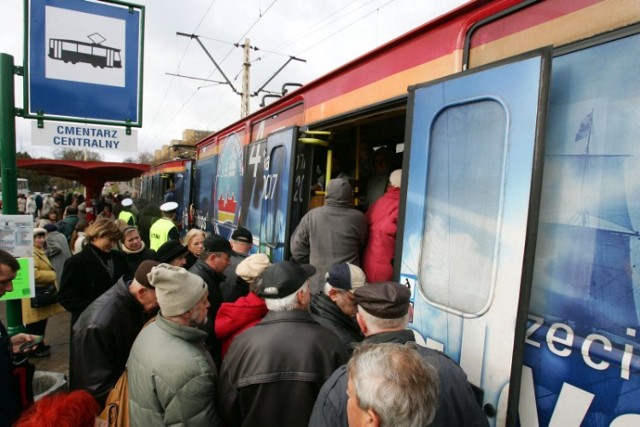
[260,127,297,261]
[398,51,550,426]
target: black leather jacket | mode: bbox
[219,309,348,427]
[189,259,225,367]
[70,276,151,407]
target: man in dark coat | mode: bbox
[57,205,79,241]
[309,281,489,427]
[188,234,232,367]
[0,250,42,426]
[137,202,161,248]
[70,261,159,407]
[220,227,253,302]
[290,178,368,294]
[219,261,348,427]
[309,262,365,354]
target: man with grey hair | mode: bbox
[219,261,348,427]
[310,262,366,353]
[347,343,438,427]
[127,264,220,426]
[310,281,488,427]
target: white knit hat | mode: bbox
[389,169,402,188]
[236,253,270,284]
[147,264,207,316]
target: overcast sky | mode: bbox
[0,0,468,162]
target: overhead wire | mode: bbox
[147,0,219,150]
[149,0,400,150]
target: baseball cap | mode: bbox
[203,234,234,256]
[231,227,252,243]
[326,262,366,291]
[257,261,316,299]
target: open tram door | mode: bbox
[397,49,550,426]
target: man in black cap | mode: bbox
[309,281,488,427]
[219,261,348,427]
[70,260,160,407]
[220,227,253,302]
[188,234,233,366]
[310,262,366,354]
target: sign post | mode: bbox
[0,53,25,334]
[24,0,144,128]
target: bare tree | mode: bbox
[53,148,102,161]
[137,151,154,164]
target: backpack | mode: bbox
[98,369,129,427]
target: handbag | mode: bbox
[99,369,129,427]
[30,284,59,308]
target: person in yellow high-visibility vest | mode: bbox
[149,202,180,251]
[118,198,136,225]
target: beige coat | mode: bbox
[21,246,66,325]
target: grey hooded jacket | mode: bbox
[290,178,368,294]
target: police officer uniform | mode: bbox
[149,202,180,251]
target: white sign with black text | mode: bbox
[31,121,137,152]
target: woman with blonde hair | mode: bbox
[183,228,206,270]
[21,228,66,357]
[58,218,129,325]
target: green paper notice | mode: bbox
[0,257,35,301]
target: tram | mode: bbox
[140,159,192,231]
[142,0,640,424]
[48,38,122,68]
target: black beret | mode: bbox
[354,281,410,319]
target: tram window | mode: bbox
[419,100,506,315]
[264,146,286,245]
[78,44,92,55]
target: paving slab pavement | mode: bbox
[0,302,71,380]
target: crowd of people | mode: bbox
[1,174,490,426]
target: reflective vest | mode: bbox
[118,210,135,225]
[149,218,176,251]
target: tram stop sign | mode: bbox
[25,0,144,126]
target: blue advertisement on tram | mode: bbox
[214,133,244,239]
[193,156,216,232]
[521,34,640,426]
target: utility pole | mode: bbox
[241,38,250,118]
[176,33,304,117]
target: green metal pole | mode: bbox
[0,53,25,335]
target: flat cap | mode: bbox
[354,281,410,319]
